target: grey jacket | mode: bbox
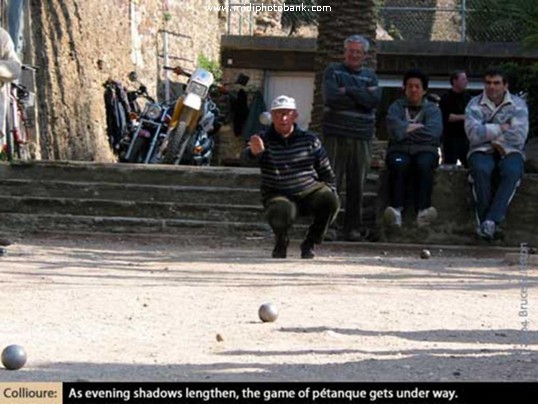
[386,97,442,155]
[465,91,528,158]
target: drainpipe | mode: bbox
[8,0,24,54]
[461,0,466,42]
[163,30,170,104]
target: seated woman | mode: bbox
[384,69,443,228]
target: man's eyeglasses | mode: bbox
[272,110,294,117]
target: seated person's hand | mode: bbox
[492,141,507,157]
[406,123,425,133]
[500,123,510,132]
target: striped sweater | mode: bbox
[322,62,381,140]
[243,125,336,201]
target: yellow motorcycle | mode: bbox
[158,66,216,165]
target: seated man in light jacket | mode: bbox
[465,67,528,241]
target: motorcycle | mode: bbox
[103,72,153,160]
[123,98,172,164]
[156,66,222,166]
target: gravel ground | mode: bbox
[0,235,536,382]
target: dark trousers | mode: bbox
[324,136,371,233]
[386,151,438,212]
[265,185,340,244]
[442,137,469,167]
[468,152,523,224]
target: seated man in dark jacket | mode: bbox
[243,95,339,259]
[384,69,443,228]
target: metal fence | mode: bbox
[378,0,467,42]
[378,0,523,42]
[226,0,524,43]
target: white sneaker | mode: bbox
[478,220,496,241]
[384,206,402,227]
[417,206,438,227]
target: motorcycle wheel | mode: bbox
[163,121,191,165]
[127,136,147,163]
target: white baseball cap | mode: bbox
[270,95,296,111]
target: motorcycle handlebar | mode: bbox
[134,86,155,103]
[162,66,231,94]
[163,65,191,78]
[22,64,39,72]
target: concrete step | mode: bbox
[1,161,262,188]
[0,179,380,209]
[0,161,382,239]
[0,213,291,238]
[0,196,376,225]
[0,161,380,190]
[0,179,263,205]
[0,196,263,222]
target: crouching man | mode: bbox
[243,95,340,259]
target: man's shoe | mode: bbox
[417,206,438,228]
[0,247,6,257]
[324,228,337,242]
[0,237,12,247]
[478,220,496,241]
[300,240,315,259]
[384,206,402,227]
[272,235,289,259]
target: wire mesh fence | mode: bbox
[378,0,523,42]
[224,0,525,43]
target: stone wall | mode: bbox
[28,0,222,161]
[376,167,538,247]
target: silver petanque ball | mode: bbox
[259,111,272,126]
[1,344,27,370]
[420,249,431,259]
[258,303,278,322]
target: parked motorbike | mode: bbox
[123,99,172,164]
[103,72,153,160]
[156,66,222,166]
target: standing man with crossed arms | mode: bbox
[322,34,381,241]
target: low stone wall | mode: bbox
[376,166,538,247]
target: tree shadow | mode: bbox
[0,349,536,382]
[2,242,536,291]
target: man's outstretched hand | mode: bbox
[249,135,265,155]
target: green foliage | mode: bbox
[467,0,538,47]
[500,62,538,138]
[281,0,318,35]
[198,54,222,83]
